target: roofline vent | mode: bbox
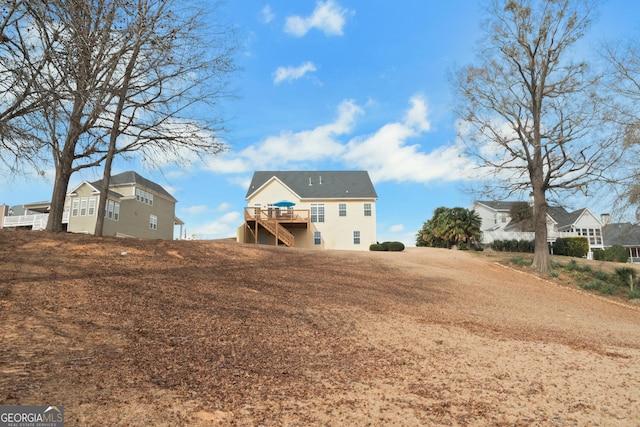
[309,177,312,186]
[319,176,322,185]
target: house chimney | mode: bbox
[601,213,610,225]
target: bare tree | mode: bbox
[602,36,640,222]
[452,0,621,273]
[0,0,60,175]
[8,0,234,232]
[92,0,234,236]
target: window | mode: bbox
[150,215,158,230]
[136,188,153,205]
[353,230,361,245]
[106,200,120,221]
[311,203,325,223]
[80,197,88,216]
[364,203,372,217]
[339,203,347,217]
[88,198,96,216]
[107,200,114,219]
[72,199,79,217]
[314,231,322,245]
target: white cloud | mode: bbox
[189,211,241,240]
[200,94,477,186]
[238,99,362,169]
[217,202,231,211]
[261,5,275,23]
[390,224,405,232]
[273,62,317,84]
[284,0,350,37]
[183,205,208,215]
[343,95,475,184]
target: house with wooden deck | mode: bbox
[237,171,378,250]
[1,171,183,240]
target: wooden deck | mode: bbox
[243,208,310,247]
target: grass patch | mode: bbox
[510,256,530,267]
[579,280,603,291]
[599,285,616,295]
[628,289,640,300]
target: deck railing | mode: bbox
[244,207,310,223]
[2,213,49,230]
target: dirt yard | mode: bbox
[1,230,639,426]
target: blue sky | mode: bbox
[1,0,639,245]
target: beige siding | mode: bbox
[112,194,175,240]
[66,181,175,240]
[66,184,99,234]
[246,179,377,251]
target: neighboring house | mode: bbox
[238,171,378,250]
[603,222,640,263]
[473,200,605,256]
[1,171,183,240]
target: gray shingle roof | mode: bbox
[247,171,378,200]
[476,200,588,228]
[91,171,175,201]
[603,223,640,246]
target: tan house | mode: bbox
[1,171,183,240]
[238,171,378,250]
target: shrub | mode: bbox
[370,242,405,252]
[492,239,534,253]
[579,279,603,291]
[627,289,640,300]
[566,259,579,271]
[596,245,629,262]
[599,285,616,295]
[553,237,589,258]
[594,271,610,281]
[510,256,530,267]
[615,267,637,289]
[385,241,405,252]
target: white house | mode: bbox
[473,200,605,256]
[237,171,378,250]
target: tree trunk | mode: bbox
[46,161,73,232]
[531,186,551,274]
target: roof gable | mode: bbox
[246,171,378,200]
[90,171,176,202]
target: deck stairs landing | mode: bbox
[256,218,294,247]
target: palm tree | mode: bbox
[433,208,481,249]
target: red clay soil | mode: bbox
[1,230,639,426]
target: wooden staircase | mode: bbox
[256,218,295,247]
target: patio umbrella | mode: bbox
[273,200,295,208]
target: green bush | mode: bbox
[599,284,616,295]
[385,241,405,252]
[510,256,530,267]
[492,239,534,253]
[615,267,637,288]
[370,242,405,252]
[553,237,589,258]
[594,271,610,281]
[579,279,603,291]
[595,245,629,262]
[627,289,640,300]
